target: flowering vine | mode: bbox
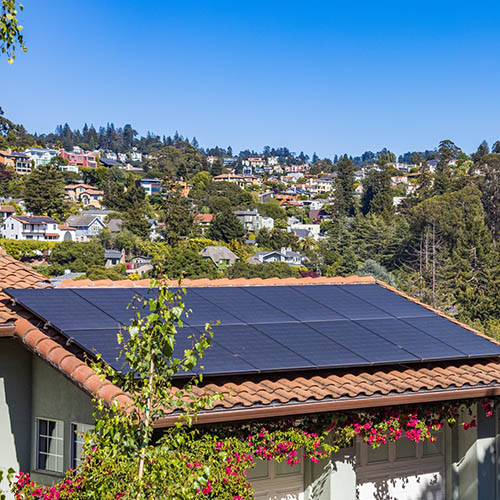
[11,398,496,500]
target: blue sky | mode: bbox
[2,0,500,158]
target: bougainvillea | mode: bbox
[11,398,496,500]
[7,280,498,499]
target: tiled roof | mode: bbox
[3,258,500,426]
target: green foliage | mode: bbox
[1,0,26,63]
[23,163,69,220]
[358,259,395,285]
[48,241,105,275]
[0,239,55,259]
[333,156,355,216]
[145,142,207,177]
[160,184,194,245]
[80,264,127,281]
[208,208,246,243]
[225,261,300,279]
[361,167,393,217]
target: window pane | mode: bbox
[396,438,416,459]
[37,419,64,473]
[367,444,388,463]
[71,423,94,468]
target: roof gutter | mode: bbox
[153,385,500,428]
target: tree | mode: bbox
[161,184,193,245]
[48,241,105,275]
[361,167,393,217]
[471,140,489,163]
[1,0,26,63]
[24,163,69,219]
[333,156,355,216]
[433,139,461,195]
[479,153,500,239]
[208,208,246,243]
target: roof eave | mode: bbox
[153,385,500,428]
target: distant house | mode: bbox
[308,209,329,222]
[24,148,59,168]
[66,215,105,242]
[65,184,104,209]
[0,206,15,221]
[199,246,239,268]
[289,223,321,240]
[248,247,306,266]
[139,178,162,196]
[107,218,123,233]
[213,173,259,188]
[104,249,125,267]
[80,209,113,223]
[130,256,152,269]
[59,148,97,168]
[0,150,32,175]
[193,213,214,234]
[99,157,124,169]
[0,215,75,241]
[234,209,274,232]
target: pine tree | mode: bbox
[24,162,69,220]
[333,155,355,216]
[208,208,246,243]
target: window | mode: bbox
[71,423,94,468]
[36,418,64,473]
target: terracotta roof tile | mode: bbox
[56,275,377,289]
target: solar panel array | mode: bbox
[6,284,500,376]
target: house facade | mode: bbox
[64,184,104,209]
[2,259,500,500]
[0,151,32,175]
[234,209,274,232]
[0,216,75,241]
[59,148,97,169]
[199,245,239,268]
[65,215,105,242]
[24,148,59,169]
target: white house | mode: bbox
[24,148,55,168]
[234,209,274,232]
[0,215,75,241]
[66,215,105,242]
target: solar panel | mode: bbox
[207,324,313,371]
[342,284,435,318]
[253,322,368,366]
[356,318,467,361]
[7,289,118,331]
[403,316,500,357]
[72,288,146,325]
[191,287,297,324]
[244,286,345,322]
[6,283,500,377]
[292,285,393,320]
[309,320,419,364]
[172,326,258,375]
[65,328,124,371]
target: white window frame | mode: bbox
[36,418,64,474]
[70,422,94,469]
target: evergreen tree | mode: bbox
[333,155,355,216]
[361,167,393,217]
[24,163,69,219]
[161,184,193,245]
[208,208,246,243]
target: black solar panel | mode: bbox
[309,320,419,364]
[253,322,367,366]
[244,286,345,322]
[6,283,500,377]
[206,324,313,371]
[356,318,467,361]
[7,289,118,331]
[292,285,392,320]
[343,284,435,318]
[403,316,500,357]
[72,288,145,325]
[192,287,297,324]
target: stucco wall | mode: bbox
[0,339,32,496]
[30,355,94,485]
